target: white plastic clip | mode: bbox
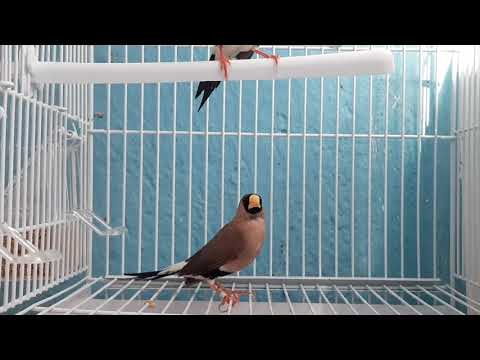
[69,210,127,237]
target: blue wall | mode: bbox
[91,46,455,281]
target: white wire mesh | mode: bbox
[1,45,478,315]
[18,277,476,315]
[0,45,92,313]
[454,45,480,314]
[89,45,457,282]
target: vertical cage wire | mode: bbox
[2,45,474,314]
[88,45,461,283]
[0,45,92,313]
[453,45,480,311]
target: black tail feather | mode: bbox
[195,49,254,112]
[124,270,170,281]
[196,53,220,112]
[196,81,221,112]
[195,85,203,99]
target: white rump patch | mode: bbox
[160,260,188,275]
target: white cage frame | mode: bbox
[1,45,479,315]
[1,45,93,313]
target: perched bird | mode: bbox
[125,193,265,312]
[195,45,279,112]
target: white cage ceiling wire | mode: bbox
[0,45,479,315]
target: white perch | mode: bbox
[28,48,395,85]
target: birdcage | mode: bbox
[0,45,478,315]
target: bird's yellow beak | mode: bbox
[248,195,261,210]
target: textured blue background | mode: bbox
[91,46,455,282]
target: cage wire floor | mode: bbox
[19,276,479,315]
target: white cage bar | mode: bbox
[17,277,475,315]
[1,45,479,315]
[0,46,94,313]
[454,45,480,314]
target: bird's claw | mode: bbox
[219,57,231,80]
[270,55,280,66]
[254,49,280,67]
[217,289,256,313]
[218,298,233,313]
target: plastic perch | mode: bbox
[69,210,127,237]
[27,48,395,85]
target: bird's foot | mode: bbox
[271,55,280,65]
[219,57,231,80]
[217,46,231,80]
[217,288,256,313]
[254,49,280,66]
[208,280,255,312]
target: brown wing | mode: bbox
[178,222,243,278]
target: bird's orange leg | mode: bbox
[254,49,280,65]
[216,46,231,80]
[207,280,256,312]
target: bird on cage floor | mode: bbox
[195,45,279,112]
[125,193,265,312]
